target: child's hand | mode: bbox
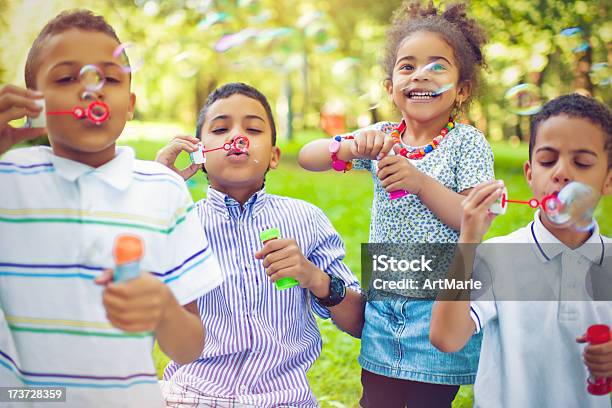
[350,129,395,160]
[459,180,504,243]
[0,85,47,155]
[95,269,172,332]
[155,135,201,180]
[254,238,327,294]
[377,147,424,194]
[577,331,612,379]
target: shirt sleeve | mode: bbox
[469,245,497,334]
[455,126,495,192]
[159,181,223,305]
[307,206,361,319]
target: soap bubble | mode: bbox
[572,42,590,53]
[215,28,258,52]
[420,61,449,75]
[505,84,542,116]
[433,83,454,96]
[79,64,105,92]
[560,27,582,37]
[197,12,228,30]
[113,43,144,73]
[590,63,610,87]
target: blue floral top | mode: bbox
[353,121,495,297]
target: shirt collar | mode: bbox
[48,146,135,191]
[530,209,605,265]
[206,185,268,219]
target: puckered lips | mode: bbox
[226,147,249,163]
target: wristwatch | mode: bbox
[315,274,347,307]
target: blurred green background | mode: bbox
[1,0,611,406]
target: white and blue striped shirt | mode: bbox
[163,186,360,407]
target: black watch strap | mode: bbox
[315,274,346,307]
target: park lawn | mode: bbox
[122,132,610,408]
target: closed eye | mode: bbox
[212,128,227,134]
[247,128,262,133]
[56,76,77,83]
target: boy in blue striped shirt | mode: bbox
[0,10,222,407]
[156,82,364,407]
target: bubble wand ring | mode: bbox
[201,135,250,154]
[46,101,110,125]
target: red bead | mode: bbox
[432,138,440,146]
[440,128,448,136]
[399,148,408,156]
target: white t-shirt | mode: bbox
[0,146,223,407]
[470,211,611,408]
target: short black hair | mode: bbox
[25,9,123,89]
[195,82,277,145]
[529,94,612,168]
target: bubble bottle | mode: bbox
[113,234,143,282]
[584,324,612,395]
[259,228,300,290]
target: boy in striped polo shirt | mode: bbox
[155,83,365,407]
[0,10,222,407]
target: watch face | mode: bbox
[331,275,346,297]
[320,275,346,307]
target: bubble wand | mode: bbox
[190,135,250,164]
[490,182,599,231]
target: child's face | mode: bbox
[386,31,469,123]
[200,94,280,192]
[34,29,135,161]
[524,115,612,202]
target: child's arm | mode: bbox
[430,180,503,352]
[255,239,364,337]
[298,130,395,171]
[95,272,205,364]
[0,85,46,155]
[377,152,470,230]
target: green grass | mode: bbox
[121,132,611,408]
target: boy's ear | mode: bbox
[603,168,612,196]
[524,160,533,187]
[268,146,281,170]
[126,92,136,120]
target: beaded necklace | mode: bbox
[390,117,455,159]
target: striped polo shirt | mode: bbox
[162,186,361,408]
[0,146,223,407]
